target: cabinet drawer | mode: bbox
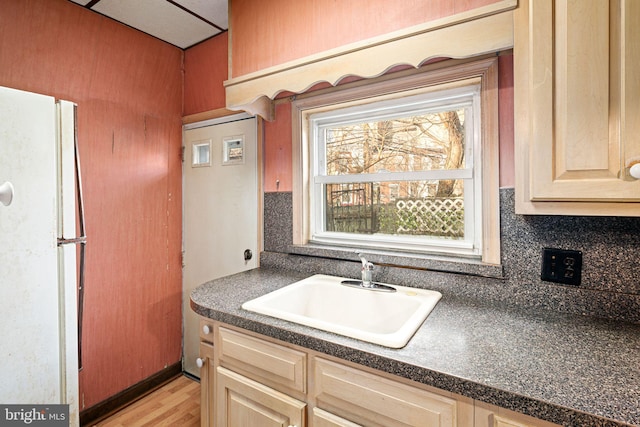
[217,327,307,394]
[475,401,561,427]
[313,358,458,427]
[312,407,362,427]
[200,318,214,343]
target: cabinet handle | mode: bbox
[0,182,14,206]
[626,158,640,179]
[202,324,211,335]
[196,357,205,368]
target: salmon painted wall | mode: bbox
[264,102,294,192]
[230,0,500,77]
[184,32,228,115]
[0,0,183,410]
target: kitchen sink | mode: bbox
[241,274,442,348]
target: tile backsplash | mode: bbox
[263,188,640,323]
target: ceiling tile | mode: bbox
[174,0,228,30]
[92,0,221,48]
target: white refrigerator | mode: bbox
[0,86,82,427]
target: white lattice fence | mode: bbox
[395,198,464,237]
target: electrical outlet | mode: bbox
[540,248,582,286]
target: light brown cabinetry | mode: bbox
[474,401,561,427]
[199,322,560,427]
[217,327,307,398]
[216,367,306,427]
[214,326,307,427]
[312,408,362,427]
[198,319,215,427]
[313,357,469,427]
[514,0,640,215]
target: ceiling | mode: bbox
[68,0,228,49]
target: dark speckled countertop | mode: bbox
[190,267,640,427]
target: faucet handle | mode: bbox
[357,252,374,270]
[357,252,374,287]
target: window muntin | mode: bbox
[308,86,482,257]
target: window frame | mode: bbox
[291,56,501,267]
[308,85,482,257]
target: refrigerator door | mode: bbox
[0,87,79,426]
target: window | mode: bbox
[309,85,480,257]
[292,58,500,266]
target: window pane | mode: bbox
[325,109,465,176]
[325,180,464,239]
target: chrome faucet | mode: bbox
[341,252,395,292]
[358,252,374,288]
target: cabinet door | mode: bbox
[514,0,640,215]
[216,366,306,427]
[199,342,215,427]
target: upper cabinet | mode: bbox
[514,0,640,215]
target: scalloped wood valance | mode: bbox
[224,0,516,121]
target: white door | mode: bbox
[0,87,62,402]
[183,115,260,376]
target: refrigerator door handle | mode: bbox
[0,181,14,206]
[57,237,87,245]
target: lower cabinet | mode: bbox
[199,320,560,427]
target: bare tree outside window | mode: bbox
[323,109,466,238]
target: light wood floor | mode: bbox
[92,375,200,427]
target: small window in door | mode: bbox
[192,140,211,167]
[222,135,245,165]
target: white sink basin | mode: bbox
[241,274,442,348]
